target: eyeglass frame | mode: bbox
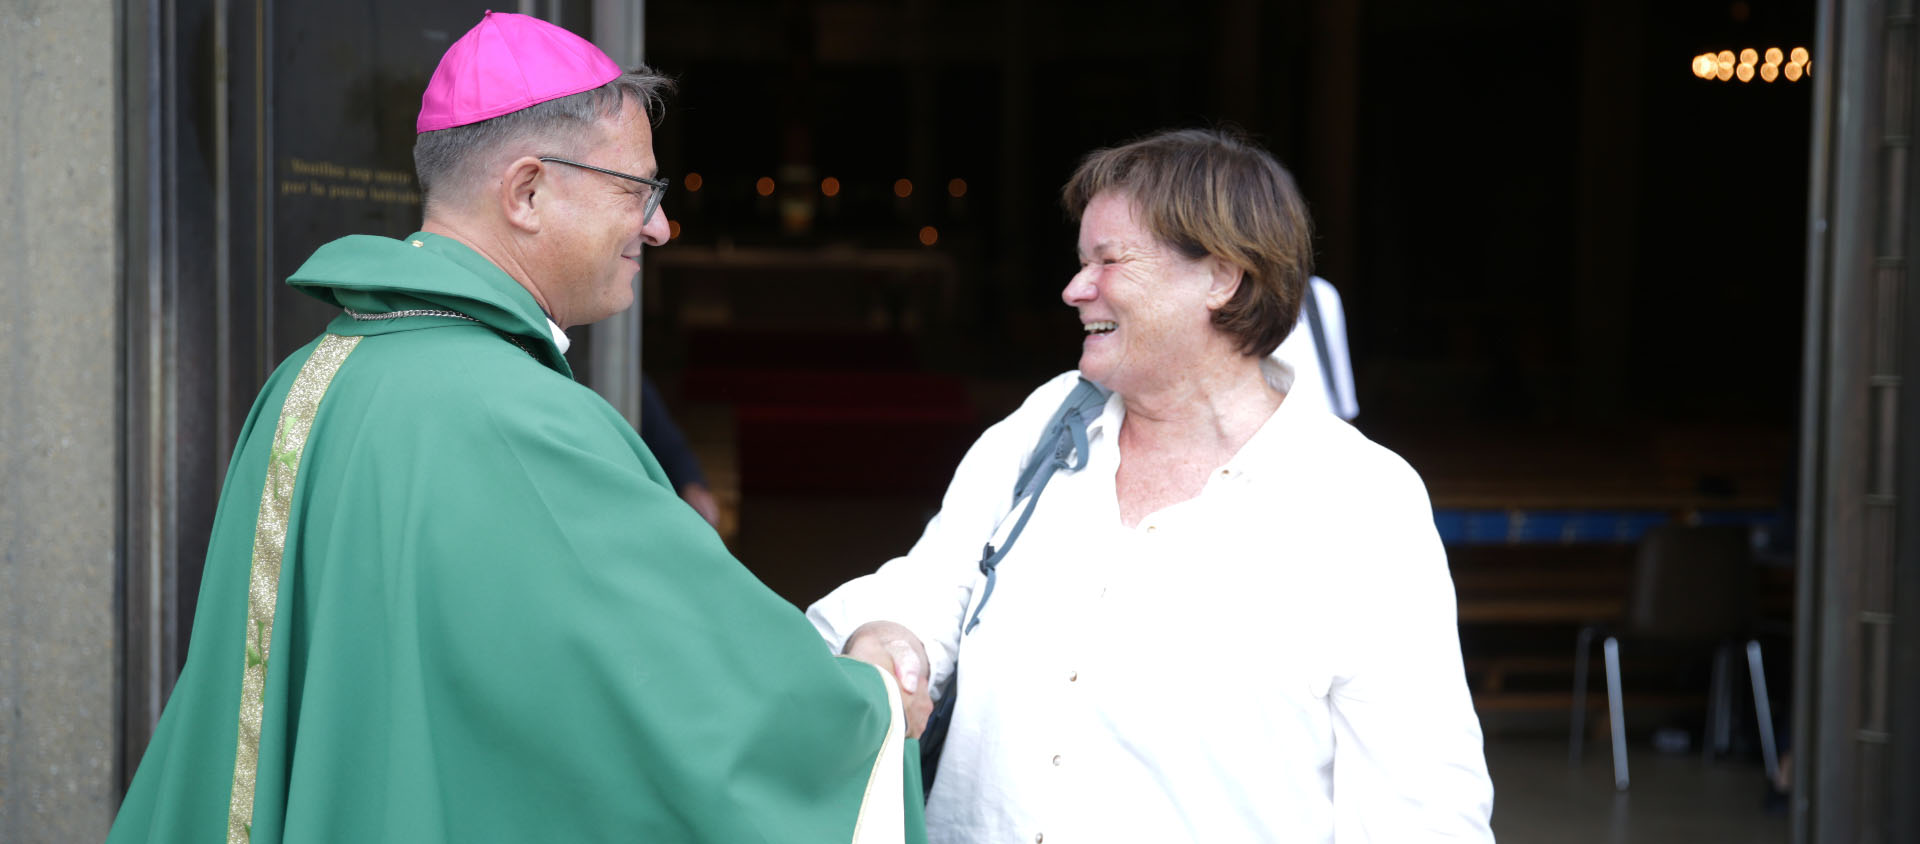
[537,156,670,225]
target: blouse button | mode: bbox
[1035,835,1045,843]
[1052,754,1063,766]
[409,239,424,247]
[1068,670,1079,682]
[1145,524,1157,533]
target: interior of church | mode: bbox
[93,0,1844,839]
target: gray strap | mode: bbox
[1010,379,1108,505]
[1302,280,1340,411]
[966,378,1107,633]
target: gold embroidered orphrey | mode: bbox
[849,663,908,844]
[226,333,362,844]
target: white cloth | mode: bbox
[1274,276,1359,420]
[808,361,1493,844]
[546,317,571,355]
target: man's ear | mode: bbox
[1206,257,1245,311]
[499,156,547,234]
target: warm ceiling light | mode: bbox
[893,178,914,198]
[821,176,841,197]
[1737,63,1755,82]
[684,172,703,192]
[1760,62,1779,82]
[668,220,682,239]
[1765,47,1783,65]
[948,178,968,198]
[1718,50,1736,66]
[755,177,774,197]
[918,226,938,246]
[1739,48,1758,65]
[1784,62,1803,81]
[1717,62,1735,81]
[1791,47,1809,65]
[1692,54,1712,78]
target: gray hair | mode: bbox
[414,68,675,212]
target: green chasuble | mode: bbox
[108,233,926,844]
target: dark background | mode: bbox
[643,0,1812,426]
[632,0,1812,610]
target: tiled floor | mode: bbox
[1489,737,1786,843]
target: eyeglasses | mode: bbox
[538,156,670,225]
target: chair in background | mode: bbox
[1568,523,1781,790]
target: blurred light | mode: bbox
[821,176,841,197]
[1784,62,1803,81]
[684,172,703,192]
[1717,50,1736,66]
[669,220,681,239]
[1765,47,1783,65]
[1737,63,1755,82]
[918,226,939,246]
[1760,62,1779,82]
[1791,47,1809,65]
[1804,60,1812,77]
[1739,48,1758,65]
[894,178,914,198]
[1730,1,1750,22]
[755,176,774,197]
[1692,54,1715,78]
[948,178,968,198]
[1716,62,1734,81]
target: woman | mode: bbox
[809,128,1494,842]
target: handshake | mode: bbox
[841,620,936,739]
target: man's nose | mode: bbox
[641,208,671,246]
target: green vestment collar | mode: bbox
[287,231,573,377]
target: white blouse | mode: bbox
[808,360,1494,843]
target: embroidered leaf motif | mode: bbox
[271,420,302,475]
[245,619,267,670]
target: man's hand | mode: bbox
[842,620,935,739]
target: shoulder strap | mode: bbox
[1010,378,1108,505]
[964,377,1108,634]
[923,377,1109,790]
[1302,280,1340,411]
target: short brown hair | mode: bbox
[1062,128,1313,358]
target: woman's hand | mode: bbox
[843,620,935,739]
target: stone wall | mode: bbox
[0,0,122,840]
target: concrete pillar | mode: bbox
[0,0,123,840]
[589,0,648,427]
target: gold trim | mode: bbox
[849,662,907,844]
[227,334,361,844]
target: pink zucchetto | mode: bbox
[416,10,622,133]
